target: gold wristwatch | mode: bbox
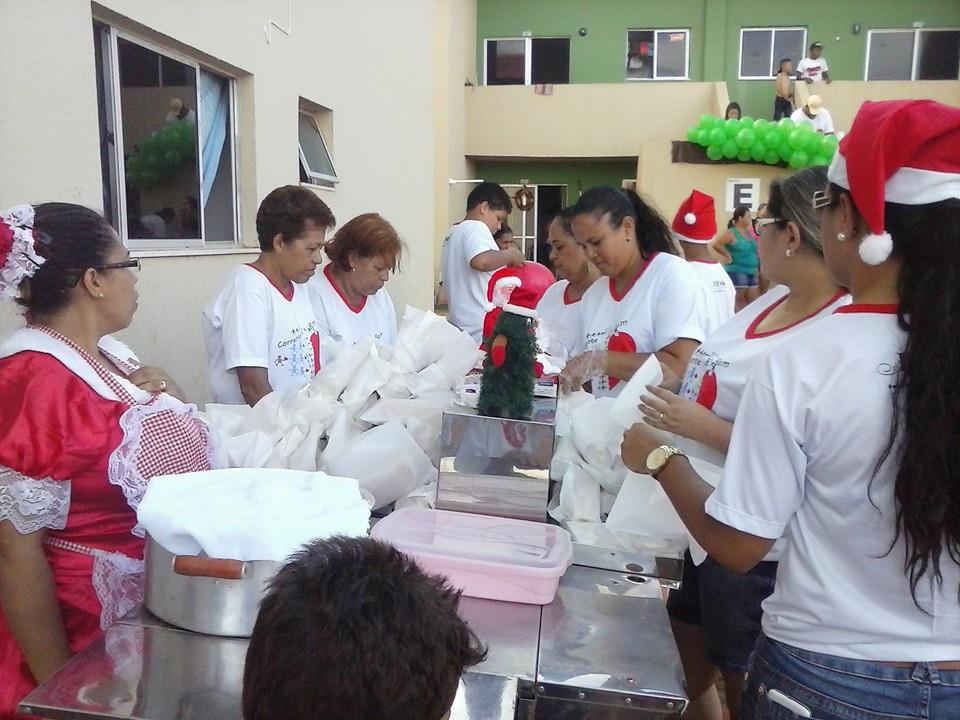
[646,445,685,479]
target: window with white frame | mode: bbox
[866,29,960,81]
[298,105,338,188]
[739,27,807,79]
[484,37,570,85]
[93,23,238,248]
[626,29,690,80]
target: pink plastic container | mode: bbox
[371,508,573,605]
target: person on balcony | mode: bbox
[796,42,832,84]
[774,58,795,120]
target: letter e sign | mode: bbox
[725,178,760,211]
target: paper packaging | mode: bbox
[137,468,371,562]
[609,354,664,429]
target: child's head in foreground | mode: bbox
[242,535,487,720]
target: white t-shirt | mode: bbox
[536,280,588,360]
[687,260,736,338]
[308,265,398,367]
[796,56,829,81]
[442,220,498,343]
[706,306,960,660]
[790,106,835,134]
[578,252,706,397]
[202,265,321,404]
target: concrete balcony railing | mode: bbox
[465,82,730,159]
[793,80,960,132]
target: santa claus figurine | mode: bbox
[476,263,553,420]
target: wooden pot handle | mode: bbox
[173,556,245,580]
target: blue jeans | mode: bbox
[744,634,960,719]
[728,271,758,288]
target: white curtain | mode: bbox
[198,70,228,207]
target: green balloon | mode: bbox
[706,144,724,160]
[687,126,700,142]
[787,129,808,150]
[763,130,782,150]
[751,144,766,162]
[724,118,740,137]
[740,117,755,129]
[823,134,839,149]
[709,127,726,146]
[736,128,756,148]
[699,113,714,128]
[754,119,769,131]
[722,139,738,158]
[764,151,780,165]
[789,151,809,169]
[737,148,752,162]
[811,155,830,166]
[805,133,823,154]
[697,128,711,147]
[779,118,796,131]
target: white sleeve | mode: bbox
[653,261,707,349]
[221,277,272,370]
[705,365,807,539]
[795,58,808,75]
[821,58,829,72]
[0,467,71,535]
[822,109,835,134]
[464,224,498,263]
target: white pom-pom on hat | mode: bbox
[684,212,696,225]
[858,233,893,266]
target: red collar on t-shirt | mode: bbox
[834,303,898,315]
[562,284,580,306]
[246,263,294,302]
[745,290,848,339]
[609,252,659,303]
[324,265,367,314]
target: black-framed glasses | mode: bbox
[812,190,831,210]
[93,258,141,273]
[754,217,787,231]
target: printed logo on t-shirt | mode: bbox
[710,279,729,293]
[877,358,901,391]
[274,321,321,377]
[606,329,637,389]
[681,350,730,410]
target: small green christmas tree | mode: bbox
[476,311,537,420]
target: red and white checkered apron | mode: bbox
[35,326,215,528]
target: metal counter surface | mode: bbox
[21,564,684,720]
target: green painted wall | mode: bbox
[474,159,638,199]
[477,0,960,117]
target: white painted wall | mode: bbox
[0,0,458,405]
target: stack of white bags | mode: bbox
[204,307,482,510]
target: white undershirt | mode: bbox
[707,306,960,660]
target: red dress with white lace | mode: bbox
[0,328,215,719]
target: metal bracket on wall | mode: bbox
[264,0,293,44]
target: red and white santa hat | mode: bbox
[827,99,960,265]
[671,190,717,244]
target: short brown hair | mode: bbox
[256,185,336,252]
[242,536,486,720]
[324,212,404,272]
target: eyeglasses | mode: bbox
[754,217,787,230]
[812,190,832,210]
[93,258,141,273]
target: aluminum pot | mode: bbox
[144,536,280,637]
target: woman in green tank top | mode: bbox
[711,205,759,310]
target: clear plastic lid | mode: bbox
[372,508,573,572]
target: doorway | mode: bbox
[501,184,567,266]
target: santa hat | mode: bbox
[671,190,716,244]
[827,99,960,265]
[481,263,555,344]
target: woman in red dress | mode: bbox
[0,203,216,718]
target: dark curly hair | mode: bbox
[572,186,677,258]
[829,181,960,604]
[242,536,487,720]
[255,185,336,252]
[17,203,117,316]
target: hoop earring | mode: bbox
[785,248,794,258]
[836,232,847,242]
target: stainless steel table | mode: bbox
[22,562,685,720]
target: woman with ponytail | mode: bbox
[621,100,960,718]
[560,186,707,396]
